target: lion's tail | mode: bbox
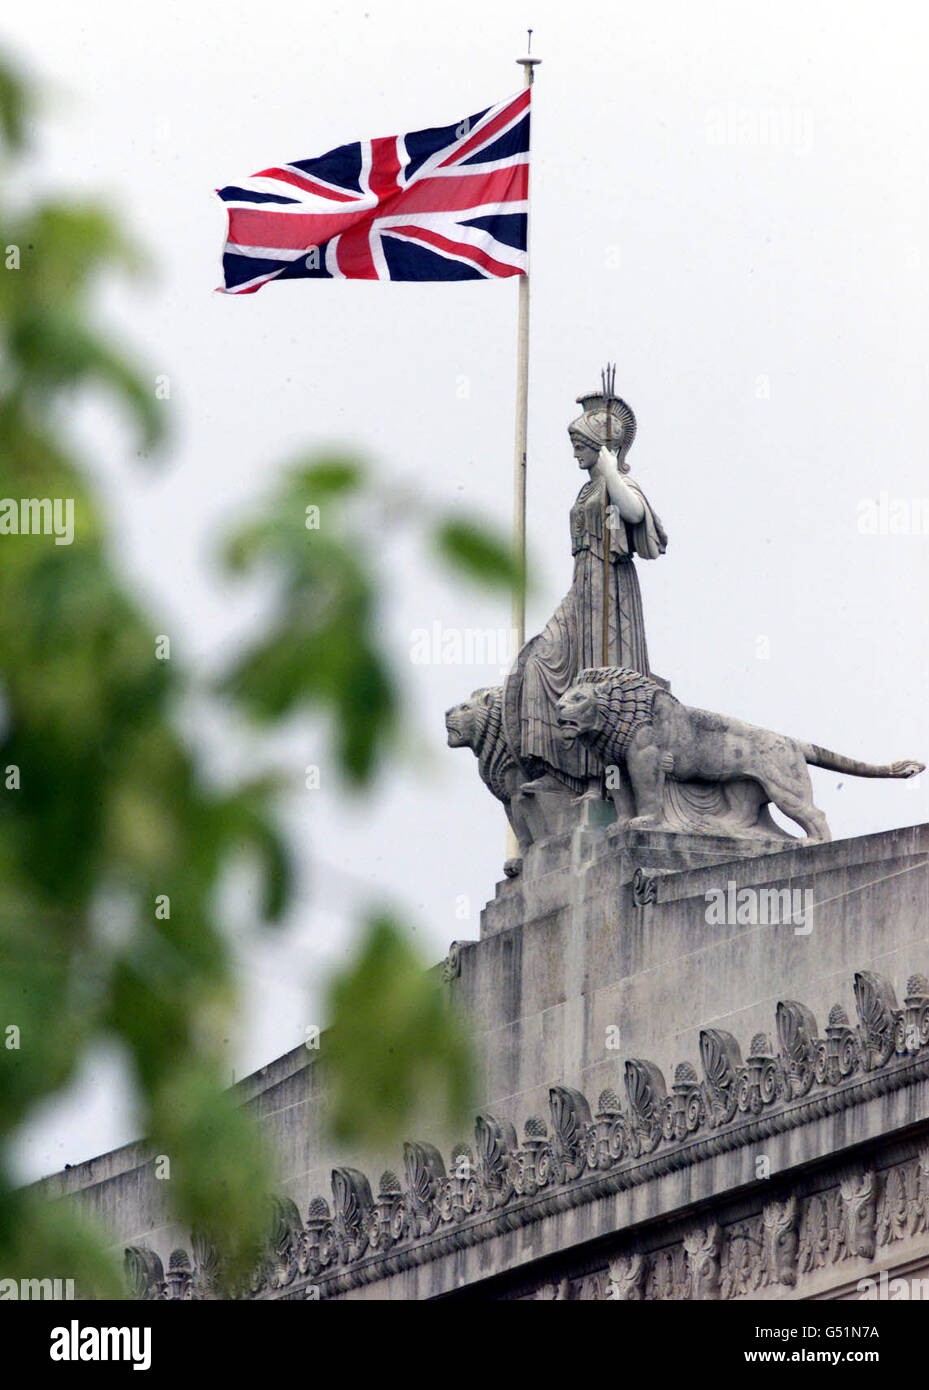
[800,742,925,780]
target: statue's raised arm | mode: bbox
[594,444,646,524]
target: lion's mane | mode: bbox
[468,687,519,803]
[570,667,669,764]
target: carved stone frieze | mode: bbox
[140,960,929,1300]
[763,1194,800,1287]
[683,1223,721,1300]
[645,1244,691,1300]
[720,1216,766,1299]
[607,1250,645,1300]
[799,1169,876,1272]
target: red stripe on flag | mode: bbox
[368,136,402,197]
[254,167,357,202]
[335,226,377,279]
[437,90,530,168]
[226,206,364,251]
[387,224,523,277]
[388,165,528,216]
[227,164,525,253]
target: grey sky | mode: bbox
[6,0,928,1179]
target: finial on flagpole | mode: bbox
[517,28,541,79]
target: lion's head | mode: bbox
[445,687,500,750]
[557,667,664,760]
[556,681,608,747]
[446,686,518,806]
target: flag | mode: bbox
[216,90,530,293]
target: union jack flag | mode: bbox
[216,90,530,293]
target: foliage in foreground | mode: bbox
[0,52,520,1293]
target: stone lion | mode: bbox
[556,666,924,842]
[445,686,532,872]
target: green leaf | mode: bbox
[434,516,525,592]
[0,57,31,154]
[324,914,474,1149]
[292,455,365,497]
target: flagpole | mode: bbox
[506,40,539,867]
[601,363,615,667]
[513,41,540,656]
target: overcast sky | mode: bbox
[5,0,928,1180]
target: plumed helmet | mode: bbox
[568,388,637,457]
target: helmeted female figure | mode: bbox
[504,387,667,792]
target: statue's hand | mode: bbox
[596,445,646,524]
[594,444,619,480]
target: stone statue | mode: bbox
[502,386,666,795]
[445,687,533,869]
[556,665,925,842]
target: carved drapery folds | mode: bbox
[139,962,929,1300]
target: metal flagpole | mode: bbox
[506,37,539,865]
[601,362,615,666]
[513,35,540,655]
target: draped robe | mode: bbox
[506,472,667,791]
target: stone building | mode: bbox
[41,810,929,1301]
[37,382,929,1301]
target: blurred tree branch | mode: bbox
[0,50,521,1295]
